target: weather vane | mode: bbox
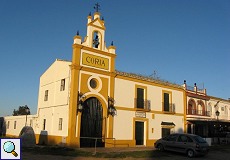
[94,3,101,12]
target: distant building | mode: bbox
[184,81,230,144]
[4,8,230,147]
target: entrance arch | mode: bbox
[80,97,104,147]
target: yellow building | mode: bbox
[4,10,187,148]
[61,10,186,148]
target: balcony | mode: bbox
[134,98,151,111]
[162,103,175,113]
[187,109,211,116]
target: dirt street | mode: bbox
[22,145,230,160]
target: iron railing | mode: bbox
[186,85,194,91]
[186,85,205,93]
[162,103,175,113]
[134,98,151,111]
[187,109,210,116]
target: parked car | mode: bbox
[154,133,209,158]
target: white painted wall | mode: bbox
[114,77,185,141]
[114,78,184,113]
[114,78,134,108]
[152,114,184,140]
[37,59,71,109]
[113,110,134,140]
[36,59,71,136]
[4,115,36,136]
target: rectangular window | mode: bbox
[137,88,144,109]
[43,119,46,130]
[60,79,65,91]
[58,118,63,130]
[14,121,16,129]
[162,91,174,112]
[7,121,10,129]
[164,93,170,111]
[30,119,33,127]
[44,90,48,101]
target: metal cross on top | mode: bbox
[94,3,100,12]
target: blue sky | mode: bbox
[0,0,229,116]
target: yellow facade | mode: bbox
[64,10,187,148]
[3,10,188,148]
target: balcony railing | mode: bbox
[186,85,206,94]
[162,103,175,113]
[187,109,210,116]
[186,85,194,91]
[134,98,151,111]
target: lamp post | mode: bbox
[215,110,220,144]
[25,106,30,126]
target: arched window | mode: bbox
[188,99,196,115]
[197,100,205,115]
[93,31,100,48]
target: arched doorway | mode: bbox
[80,97,104,147]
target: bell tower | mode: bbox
[67,3,116,148]
[74,3,116,54]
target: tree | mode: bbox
[12,105,30,116]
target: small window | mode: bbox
[30,119,33,127]
[43,119,46,130]
[58,118,63,130]
[14,121,16,129]
[44,90,48,101]
[60,79,65,91]
[7,121,10,129]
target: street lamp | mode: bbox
[108,96,117,117]
[215,110,220,144]
[25,106,30,126]
[77,92,85,113]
